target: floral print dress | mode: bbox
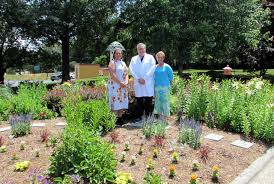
[107,60,129,111]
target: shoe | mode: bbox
[116,117,124,126]
[132,117,142,123]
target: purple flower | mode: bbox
[43,178,49,184]
[180,118,202,137]
[37,175,45,181]
[71,174,81,183]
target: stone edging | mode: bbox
[0,122,67,132]
[230,146,274,184]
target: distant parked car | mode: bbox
[70,72,75,79]
[50,72,62,81]
[51,72,75,81]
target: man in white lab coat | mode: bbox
[129,43,156,121]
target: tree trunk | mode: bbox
[177,45,190,76]
[0,57,6,84]
[177,45,183,76]
[61,30,70,83]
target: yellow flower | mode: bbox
[191,173,198,180]
[169,164,176,172]
[153,148,158,157]
[213,165,219,171]
[63,82,71,87]
[172,152,178,158]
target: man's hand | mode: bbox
[138,78,145,85]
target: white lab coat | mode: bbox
[129,53,156,97]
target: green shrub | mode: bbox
[48,125,117,184]
[186,74,210,121]
[142,117,167,138]
[144,171,163,184]
[10,115,32,137]
[0,86,13,99]
[0,99,12,121]
[170,76,186,116]
[0,86,13,121]
[52,174,83,184]
[12,85,55,120]
[179,119,202,149]
[92,55,108,66]
[62,99,116,134]
[206,78,274,142]
[44,83,106,116]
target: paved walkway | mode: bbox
[249,157,274,184]
[231,147,274,184]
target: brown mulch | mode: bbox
[0,116,269,184]
[0,118,64,184]
[105,116,269,184]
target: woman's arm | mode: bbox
[167,64,174,85]
[108,62,122,84]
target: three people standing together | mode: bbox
[107,43,173,125]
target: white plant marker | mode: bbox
[205,133,224,141]
[231,140,254,149]
[32,123,46,127]
[0,126,11,132]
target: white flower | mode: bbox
[247,81,254,87]
[233,82,240,89]
[255,81,264,90]
[267,103,274,108]
[212,83,219,91]
[246,89,253,96]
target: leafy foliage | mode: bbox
[62,98,116,134]
[179,118,202,149]
[186,74,210,120]
[92,55,108,66]
[144,171,163,184]
[48,125,117,184]
[12,85,55,120]
[10,114,32,137]
[206,78,274,142]
[142,117,167,138]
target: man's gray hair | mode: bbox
[137,43,146,49]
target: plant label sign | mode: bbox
[205,133,224,141]
[32,123,46,127]
[231,140,254,149]
[56,122,67,126]
[0,126,11,132]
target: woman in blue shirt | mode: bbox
[153,51,174,120]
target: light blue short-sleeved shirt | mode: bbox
[154,63,174,87]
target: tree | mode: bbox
[0,0,29,84]
[117,0,271,73]
[27,0,117,82]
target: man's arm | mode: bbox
[129,58,139,80]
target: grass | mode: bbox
[5,69,274,81]
[181,69,274,76]
[5,73,52,81]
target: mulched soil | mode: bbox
[105,116,269,184]
[0,118,64,184]
[0,116,270,184]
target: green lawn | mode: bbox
[4,69,274,81]
[5,73,52,80]
[181,69,274,76]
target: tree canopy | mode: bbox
[0,0,272,82]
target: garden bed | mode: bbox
[0,116,267,183]
[105,116,268,183]
[0,118,64,184]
